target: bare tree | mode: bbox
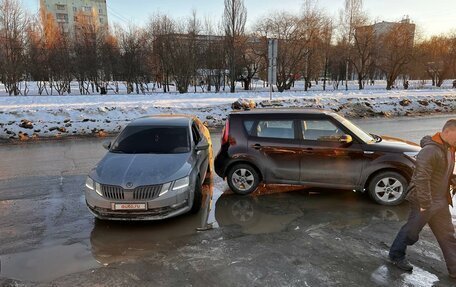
[0,0,29,95]
[339,0,364,90]
[98,33,122,93]
[300,0,327,91]
[238,36,264,90]
[116,25,151,94]
[26,15,49,95]
[352,23,375,89]
[320,18,333,91]
[149,14,176,93]
[73,9,104,94]
[168,22,198,94]
[254,12,309,92]
[149,15,199,94]
[39,8,72,95]
[376,22,416,90]
[451,34,456,81]
[187,10,202,93]
[223,0,247,93]
[199,18,225,92]
[417,35,455,87]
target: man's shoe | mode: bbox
[390,258,413,272]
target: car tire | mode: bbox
[227,163,260,195]
[190,177,202,214]
[368,171,408,206]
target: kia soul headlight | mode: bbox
[404,151,419,160]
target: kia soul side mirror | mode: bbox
[339,134,353,144]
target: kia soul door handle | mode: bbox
[252,144,262,150]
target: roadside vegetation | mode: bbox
[0,0,455,95]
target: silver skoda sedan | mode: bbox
[85,115,212,221]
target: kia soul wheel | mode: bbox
[368,171,408,205]
[227,164,260,195]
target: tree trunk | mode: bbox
[345,60,349,91]
[243,78,250,90]
[437,77,444,87]
[386,78,393,90]
[358,74,364,90]
[207,75,211,92]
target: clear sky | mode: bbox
[24,0,456,37]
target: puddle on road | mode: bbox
[215,188,410,235]
[90,183,219,265]
[0,182,220,282]
[0,243,100,282]
[0,180,412,283]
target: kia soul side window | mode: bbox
[254,120,295,139]
[243,120,255,134]
[302,120,345,142]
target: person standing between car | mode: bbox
[389,119,456,279]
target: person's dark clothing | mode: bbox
[390,132,456,277]
[389,203,456,274]
[405,133,455,208]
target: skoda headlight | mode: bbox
[85,177,103,197]
[159,182,172,196]
[172,176,190,191]
[85,177,95,190]
[404,151,419,160]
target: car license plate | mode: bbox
[113,203,147,210]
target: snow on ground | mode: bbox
[1,79,455,96]
[1,81,456,140]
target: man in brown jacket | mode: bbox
[389,120,456,279]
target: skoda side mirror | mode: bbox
[195,141,209,151]
[102,141,111,150]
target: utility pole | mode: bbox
[268,38,278,101]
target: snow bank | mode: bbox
[1,89,456,140]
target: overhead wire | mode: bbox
[106,3,132,25]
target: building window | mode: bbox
[56,13,69,23]
[56,4,66,10]
[73,7,77,12]
[83,6,92,12]
[99,17,104,23]
[99,8,103,14]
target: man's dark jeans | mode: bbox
[389,202,456,275]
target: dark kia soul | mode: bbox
[215,109,421,205]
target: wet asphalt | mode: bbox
[1,114,456,286]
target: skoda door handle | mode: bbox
[303,147,313,153]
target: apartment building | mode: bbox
[40,0,108,34]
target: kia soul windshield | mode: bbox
[111,126,190,154]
